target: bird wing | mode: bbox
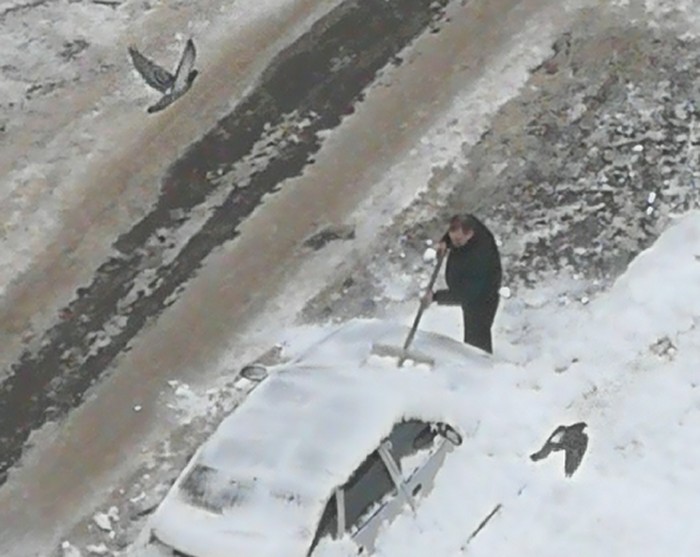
[564,434,588,477]
[548,425,567,445]
[128,46,174,93]
[531,425,567,461]
[146,86,191,114]
[146,91,177,114]
[171,39,196,93]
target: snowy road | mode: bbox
[0,0,580,554]
[0,0,449,483]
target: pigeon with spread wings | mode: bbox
[128,38,198,114]
[530,422,588,477]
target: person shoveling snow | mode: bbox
[422,213,503,354]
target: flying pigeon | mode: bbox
[128,38,198,113]
[530,422,588,477]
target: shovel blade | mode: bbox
[369,343,435,367]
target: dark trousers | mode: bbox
[461,290,500,354]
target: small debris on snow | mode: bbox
[92,512,112,532]
[647,191,657,204]
[86,543,109,555]
[650,336,677,358]
[107,506,120,521]
[133,405,142,412]
[580,296,590,305]
[632,144,644,152]
[499,286,512,299]
[130,491,146,504]
[425,239,434,246]
[423,247,437,262]
[646,206,654,216]
[61,541,82,557]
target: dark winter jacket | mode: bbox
[433,216,502,307]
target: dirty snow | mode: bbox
[0,0,343,300]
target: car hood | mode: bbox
[150,492,314,557]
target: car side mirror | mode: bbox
[412,426,437,450]
[240,364,268,381]
[437,423,463,446]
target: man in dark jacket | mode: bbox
[423,214,502,354]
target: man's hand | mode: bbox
[421,290,433,308]
[436,240,448,257]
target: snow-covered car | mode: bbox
[143,320,491,557]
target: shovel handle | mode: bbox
[402,249,446,351]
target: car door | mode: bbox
[345,419,454,552]
[307,450,404,557]
[309,420,462,555]
[307,492,340,556]
[386,420,460,503]
[342,447,407,553]
[350,420,463,552]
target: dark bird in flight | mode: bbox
[530,422,588,477]
[128,38,198,113]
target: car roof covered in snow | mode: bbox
[151,319,492,557]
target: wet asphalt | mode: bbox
[0,0,450,485]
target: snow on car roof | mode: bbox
[152,319,491,557]
[198,320,489,482]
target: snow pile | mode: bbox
[311,212,700,556]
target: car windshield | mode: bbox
[179,464,253,514]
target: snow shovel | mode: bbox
[371,248,446,367]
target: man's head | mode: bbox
[447,214,476,247]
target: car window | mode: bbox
[386,420,442,479]
[343,450,396,532]
[308,493,338,556]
